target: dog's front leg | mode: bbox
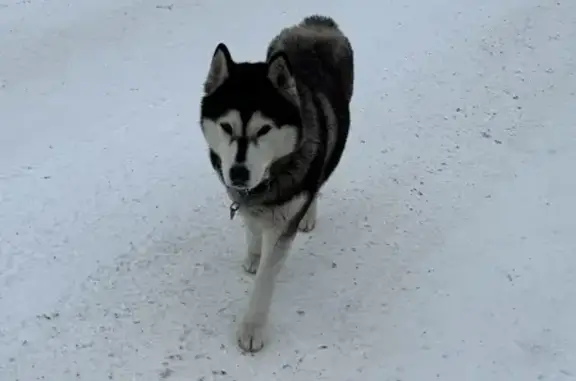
[237,227,294,352]
[242,217,262,274]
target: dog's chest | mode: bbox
[239,193,308,229]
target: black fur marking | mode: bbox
[209,150,223,181]
[235,137,248,163]
[201,62,301,136]
[256,125,272,138]
[220,122,233,135]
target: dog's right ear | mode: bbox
[204,43,234,95]
[267,51,299,106]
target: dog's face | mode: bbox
[200,43,301,191]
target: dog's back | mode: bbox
[266,15,354,104]
[265,16,354,194]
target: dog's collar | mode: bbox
[226,179,271,220]
[229,201,240,220]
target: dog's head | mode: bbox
[200,43,301,191]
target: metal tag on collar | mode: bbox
[229,202,240,220]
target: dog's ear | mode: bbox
[204,43,234,95]
[267,52,299,105]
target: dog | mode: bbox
[199,15,354,352]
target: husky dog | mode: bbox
[199,15,354,352]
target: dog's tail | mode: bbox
[301,15,340,30]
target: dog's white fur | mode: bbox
[201,111,299,190]
[236,193,317,351]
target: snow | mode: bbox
[1,0,575,379]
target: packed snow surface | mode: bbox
[1,0,575,380]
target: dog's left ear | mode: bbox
[204,43,234,95]
[267,52,299,105]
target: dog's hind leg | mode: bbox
[242,217,262,274]
[237,227,294,352]
[298,197,317,232]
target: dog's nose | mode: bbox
[229,165,250,187]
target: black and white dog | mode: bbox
[199,15,354,352]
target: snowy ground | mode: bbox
[1,0,575,380]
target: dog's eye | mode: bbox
[220,123,233,135]
[256,124,272,137]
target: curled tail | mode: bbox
[301,15,339,30]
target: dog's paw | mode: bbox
[298,215,316,232]
[237,320,265,353]
[298,200,317,233]
[242,253,260,274]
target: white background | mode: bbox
[1,0,575,380]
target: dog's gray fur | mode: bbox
[199,15,354,352]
